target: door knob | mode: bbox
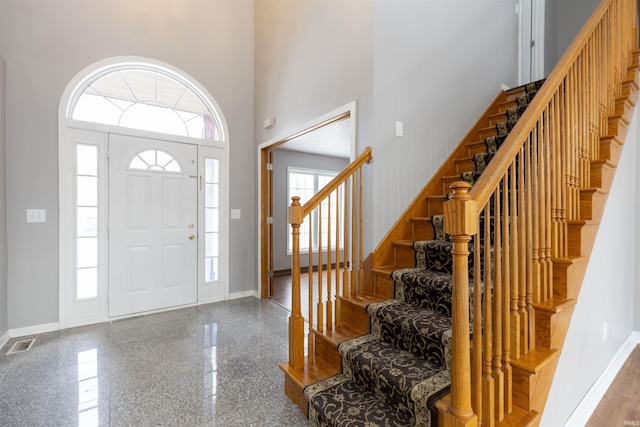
[189,234,195,240]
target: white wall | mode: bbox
[271,149,349,271]
[541,105,640,426]
[0,55,8,339]
[372,0,520,243]
[254,0,375,253]
[0,0,255,329]
[544,0,599,75]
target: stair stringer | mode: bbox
[370,90,510,271]
[502,60,640,422]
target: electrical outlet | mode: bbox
[231,209,241,219]
[602,322,608,342]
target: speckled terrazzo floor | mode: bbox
[0,297,311,426]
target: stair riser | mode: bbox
[372,271,395,299]
[314,333,343,371]
[579,189,608,221]
[467,141,488,157]
[553,258,589,301]
[534,304,576,350]
[393,243,416,268]
[442,176,460,194]
[608,116,628,140]
[567,222,599,258]
[410,219,435,241]
[479,126,498,140]
[455,158,476,175]
[599,137,623,165]
[512,357,560,414]
[489,114,510,127]
[338,297,371,333]
[590,161,616,190]
[497,99,518,113]
[615,96,635,124]
[284,375,309,416]
[425,197,445,217]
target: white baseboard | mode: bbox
[228,289,259,300]
[0,330,9,351]
[9,322,59,339]
[564,331,640,426]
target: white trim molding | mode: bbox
[8,322,60,339]
[0,330,9,351]
[564,331,640,426]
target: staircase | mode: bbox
[280,0,639,425]
[301,82,543,426]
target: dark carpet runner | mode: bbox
[304,80,544,427]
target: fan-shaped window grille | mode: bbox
[71,67,221,141]
[129,149,181,173]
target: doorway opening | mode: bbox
[258,103,356,307]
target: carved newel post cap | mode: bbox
[448,181,472,199]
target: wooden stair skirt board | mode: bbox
[281,43,640,427]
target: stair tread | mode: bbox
[338,293,388,308]
[368,299,452,366]
[392,239,414,247]
[306,374,415,426]
[533,297,577,313]
[339,335,449,412]
[279,358,340,389]
[511,347,559,374]
[313,323,365,347]
[410,216,432,222]
[372,266,395,274]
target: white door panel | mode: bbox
[108,134,198,317]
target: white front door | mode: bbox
[108,134,198,317]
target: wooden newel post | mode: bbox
[442,181,478,427]
[288,196,305,370]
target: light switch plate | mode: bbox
[231,209,241,219]
[26,209,46,223]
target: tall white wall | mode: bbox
[541,104,640,426]
[544,0,599,75]
[0,55,8,340]
[372,0,520,243]
[0,0,255,329]
[254,0,375,253]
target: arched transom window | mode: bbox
[71,67,222,141]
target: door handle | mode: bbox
[189,234,195,240]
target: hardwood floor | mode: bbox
[587,345,640,426]
[270,271,334,321]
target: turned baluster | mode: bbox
[288,196,305,369]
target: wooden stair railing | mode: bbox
[440,0,639,426]
[285,146,372,373]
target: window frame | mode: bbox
[286,166,343,255]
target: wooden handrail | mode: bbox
[287,146,372,371]
[471,0,634,210]
[301,146,372,216]
[443,0,638,425]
